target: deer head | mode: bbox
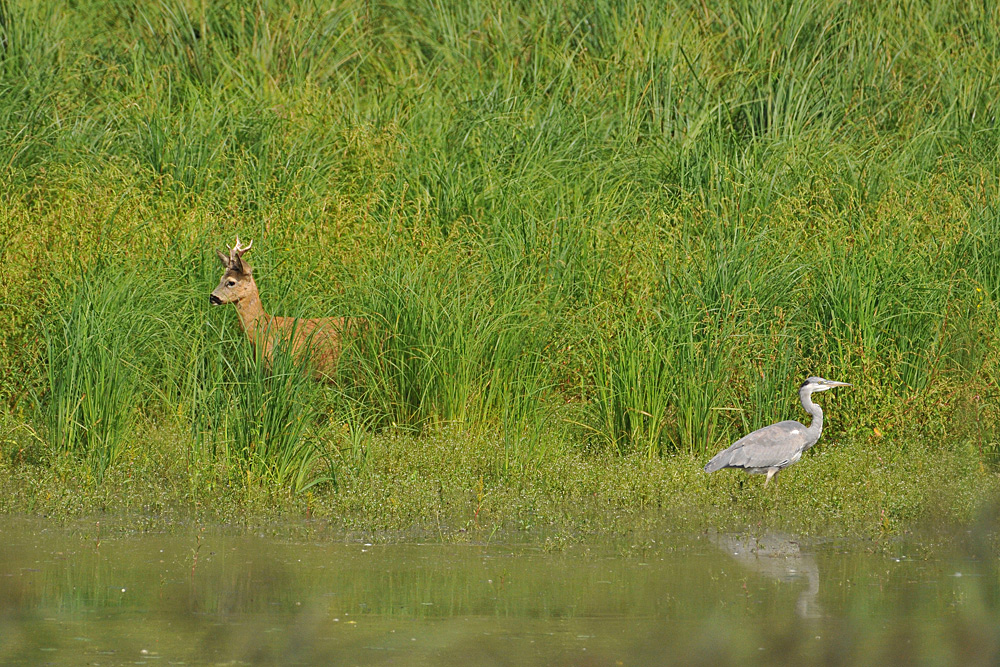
[210,237,257,305]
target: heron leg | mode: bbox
[764,468,779,487]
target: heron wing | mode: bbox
[704,420,812,472]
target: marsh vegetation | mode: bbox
[1,0,1000,534]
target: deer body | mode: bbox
[210,238,355,379]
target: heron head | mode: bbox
[800,376,851,392]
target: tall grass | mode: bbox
[40,265,161,479]
[336,253,558,438]
[209,330,326,492]
[175,255,337,493]
[4,0,1000,489]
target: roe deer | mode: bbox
[209,237,358,379]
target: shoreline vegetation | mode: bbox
[2,1,1000,538]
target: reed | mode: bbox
[39,265,159,479]
[1,0,999,502]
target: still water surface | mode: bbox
[1,518,998,665]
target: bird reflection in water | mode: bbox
[711,532,822,619]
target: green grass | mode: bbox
[39,264,163,479]
[1,0,1000,533]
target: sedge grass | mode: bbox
[1,0,1000,529]
[38,264,161,479]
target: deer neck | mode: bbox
[233,284,270,344]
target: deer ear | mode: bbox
[216,249,229,267]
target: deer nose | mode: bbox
[209,294,222,305]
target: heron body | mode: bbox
[704,377,850,486]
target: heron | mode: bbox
[704,376,850,486]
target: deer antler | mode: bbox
[227,236,254,265]
[235,236,253,255]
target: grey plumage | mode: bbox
[704,376,850,486]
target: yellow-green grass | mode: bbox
[2,0,1000,534]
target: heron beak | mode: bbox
[825,380,851,387]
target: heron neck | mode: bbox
[799,387,824,443]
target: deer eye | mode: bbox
[226,280,236,287]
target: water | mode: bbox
[1,518,997,665]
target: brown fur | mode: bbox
[210,239,359,380]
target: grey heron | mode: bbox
[704,376,850,486]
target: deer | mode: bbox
[209,237,359,380]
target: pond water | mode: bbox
[1,518,998,666]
